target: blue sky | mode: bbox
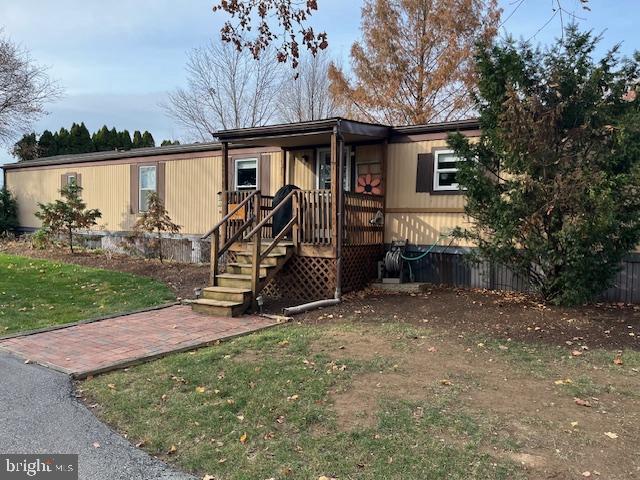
[0,0,638,169]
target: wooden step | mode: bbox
[202,286,252,303]
[227,262,274,276]
[235,252,283,266]
[191,298,249,317]
[216,273,265,289]
[230,240,294,256]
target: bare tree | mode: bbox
[0,32,61,145]
[163,42,282,140]
[278,52,341,122]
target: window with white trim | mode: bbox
[433,149,462,191]
[66,174,77,186]
[235,158,258,190]
[139,165,157,212]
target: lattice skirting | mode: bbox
[262,256,336,302]
[342,244,384,293]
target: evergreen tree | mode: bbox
[133,192,180,262]
[108,127,119,150]
[35,183,102,253]
[57,127,70,155]
[119,129,132,150]
[38,130,56,157]
[141,131,155,148]
[161,139,181,146]
[12,133,38,161]
[449,28,640,305]
[92,125,110,151]
[0,186,18,235]
[68,122,92,154]
[132,130,143,148]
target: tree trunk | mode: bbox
[68,226,74,254]
[158,230,163,263]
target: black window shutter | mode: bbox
[416,153,434,193]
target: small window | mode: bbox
[433,150,461,191]
[316,147,351,190]
[66,174,77,186]
[235,158,258,190]
[139,165,157,212]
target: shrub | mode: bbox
[0,186,18,235]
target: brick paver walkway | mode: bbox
[0,305,277,378]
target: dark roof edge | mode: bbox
[1,142,222,170]
[217,117,344,140]
[391,118,480,135]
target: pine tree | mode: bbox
[78,122,93,152]
[161,139,181,146]
[35,183,101,253]
[38,130,56,157]
[57,127,70,155]
[141,131,155,148]
[133,192,180,262]
[119,129,132,150]
[132,130,143,148]
[108,127,119,150]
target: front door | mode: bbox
[316,147,351,190]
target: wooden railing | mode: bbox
[244,190,299,299]
[293,189,332,245]
[202,190,260,285]
[344,192,384,246]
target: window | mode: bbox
[235,158,258,190]
[433,149,462,191]
[139,165,157,212]
[316,147,351,190]
[66,174,77,186]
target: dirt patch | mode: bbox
[311,322,640,479]
[298,286,640,351]
[0,240,208,299]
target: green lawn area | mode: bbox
[82,319,640,480]
[0,253,175,334]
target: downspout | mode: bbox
[334,120,345,300]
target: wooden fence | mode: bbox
[344,192,384,246]
[294,189,332,245]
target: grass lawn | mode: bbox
[81,312,640,480]
[0,253,176,334]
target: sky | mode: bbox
[0,0,638,171]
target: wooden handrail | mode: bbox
[245,189,297,239]
[201,190,259,240]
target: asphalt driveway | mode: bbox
[0,351,194,480]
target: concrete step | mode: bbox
[235,252,284,266]
[227,263,274,276]
[191,298,249,317]
[216,273,265,289]
[202,286,252,303]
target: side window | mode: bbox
[235,158,258,190]
[66,174,77,186]
[139,165,157,212]
[433,149,461,192]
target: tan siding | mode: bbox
[268,151,284,195]
[165,155,222,235]
[290,149,316,190]
[385,139,470,245]
[6,164,133,231]
[385,212,472,246]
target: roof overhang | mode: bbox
[216,117,391,148]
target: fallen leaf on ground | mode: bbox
[582,472,591,478]
[107,384,116,390]
[574,398,592,407]
[604,432,618,439]
[239,433,248,444]
[555,379,573,385]
[202,475,215,480]
[571,350,583,357]
[428,346,437,352]
[287,394,300,401]
[195,386,206,393]
[440,380,453,386]
[613,357,623,365]
[167,445,177,454]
